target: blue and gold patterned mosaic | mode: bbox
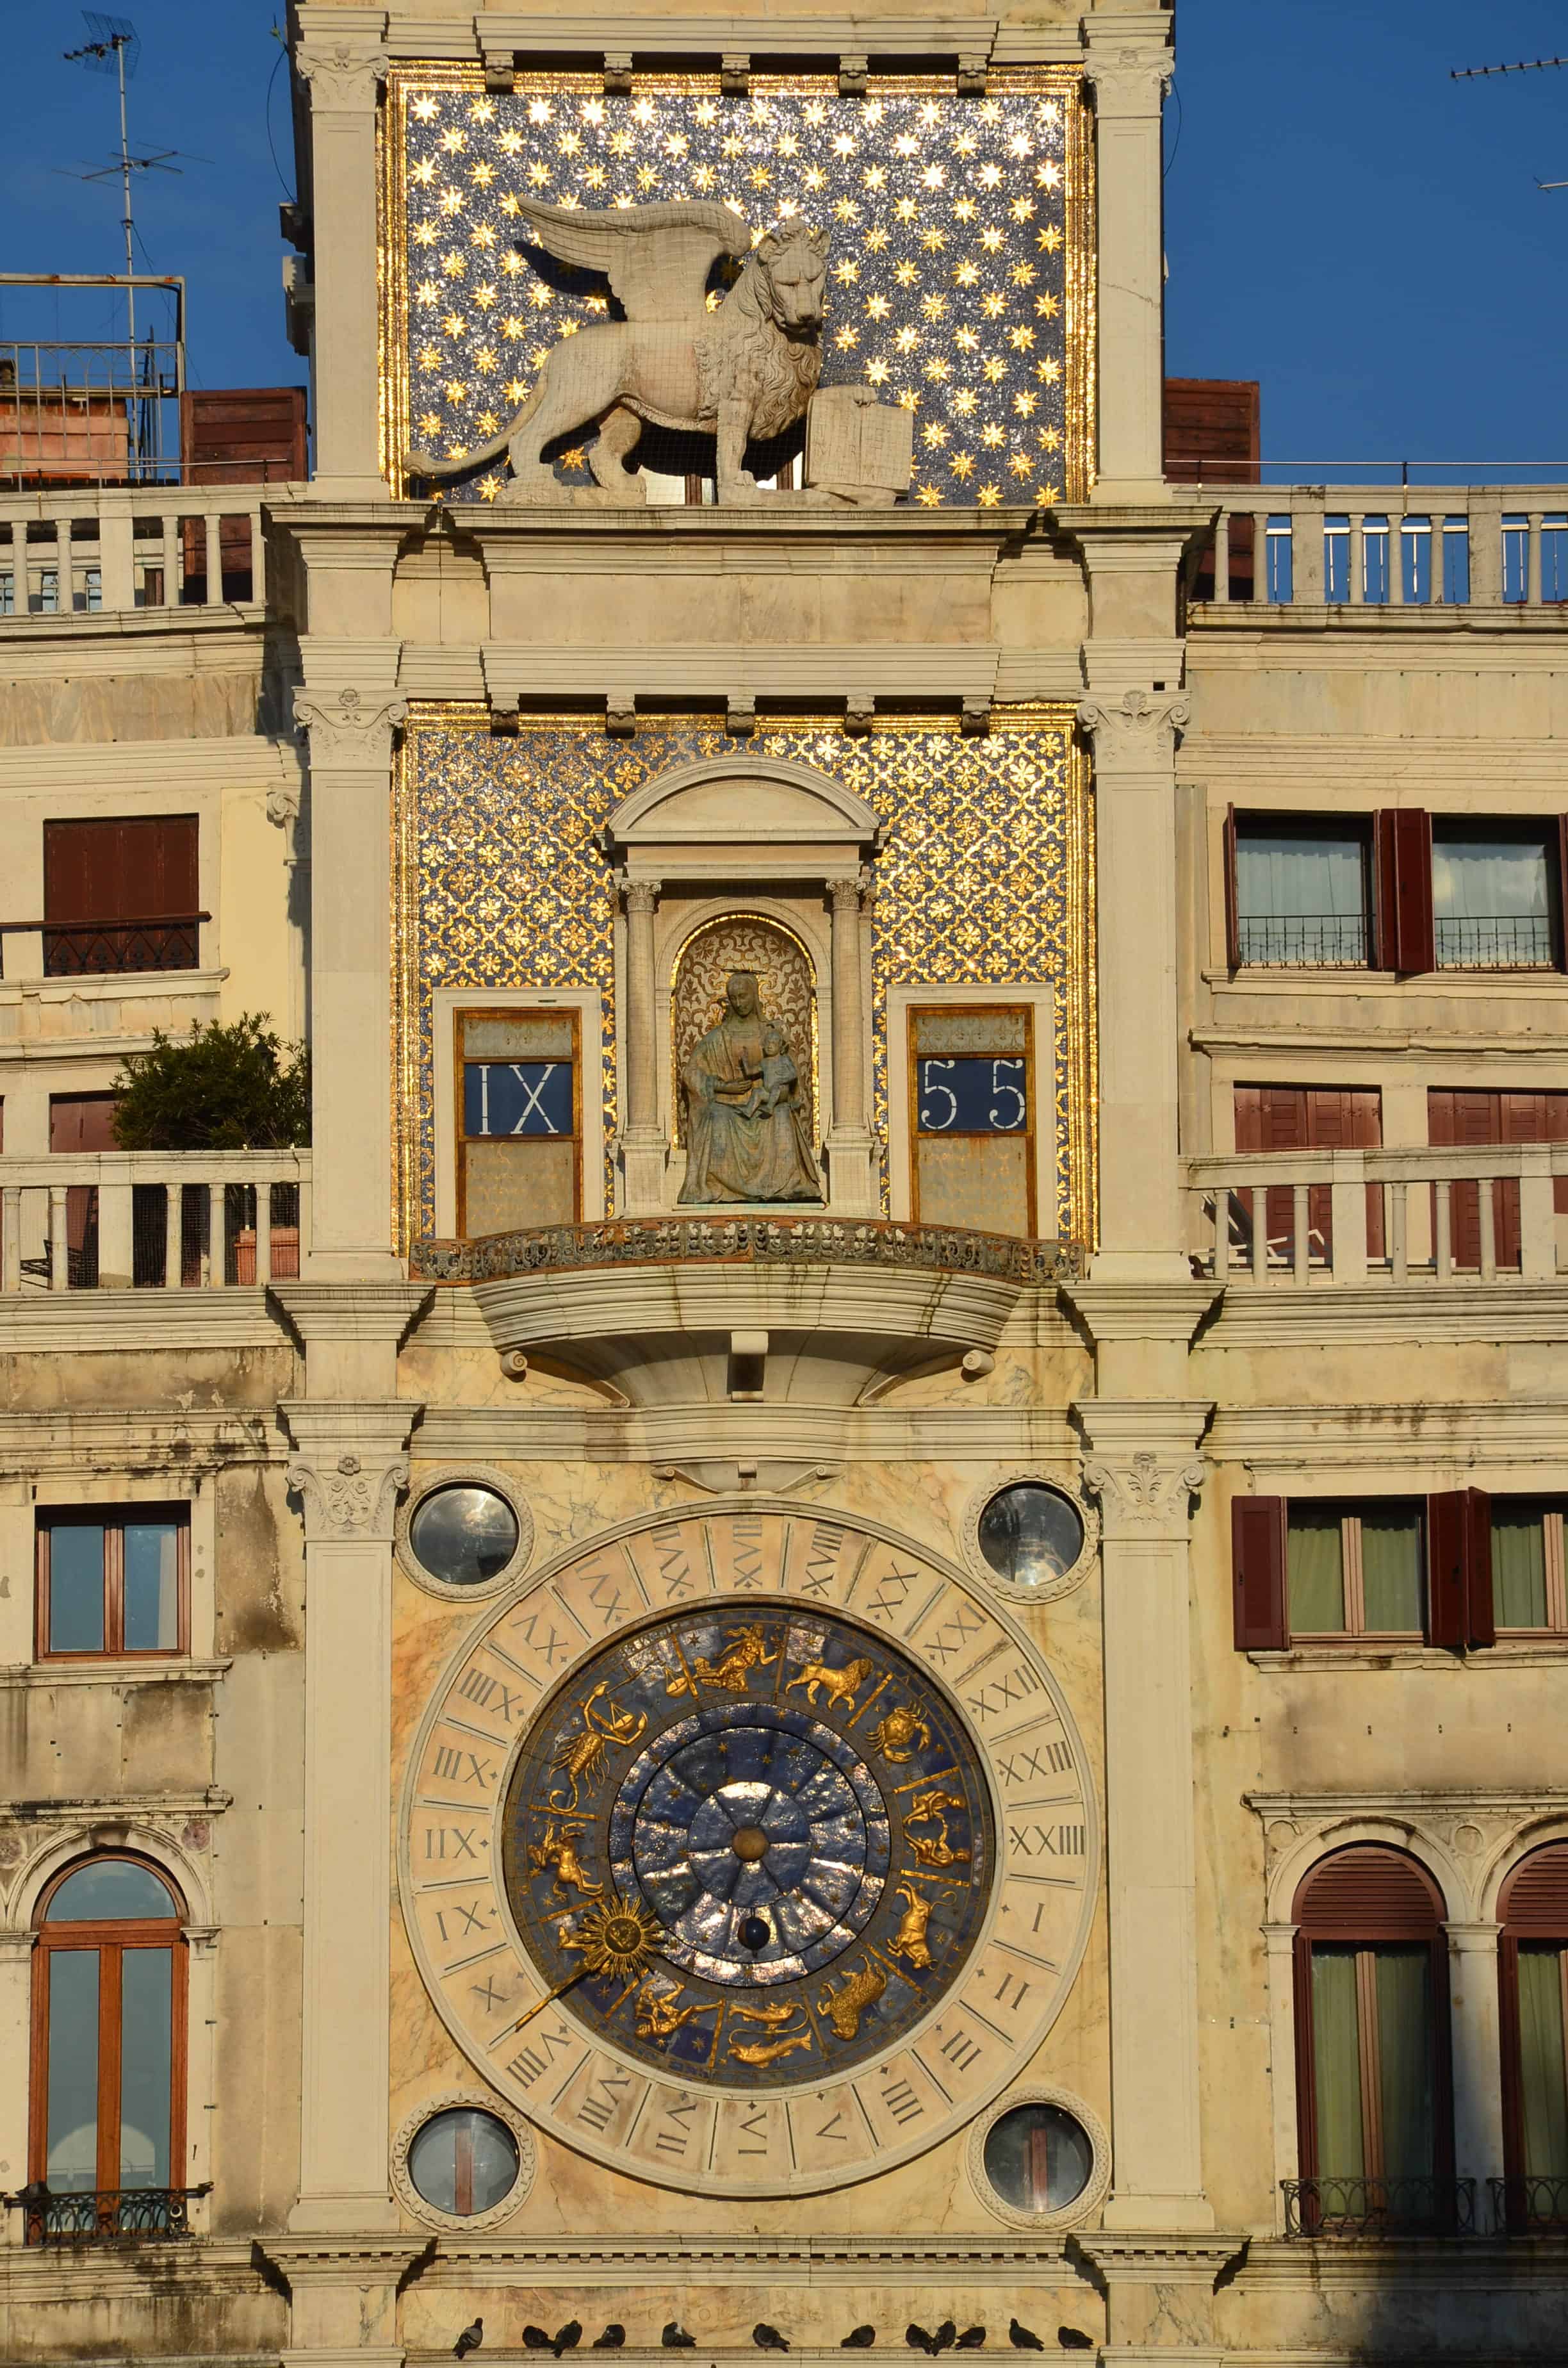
[393,712,1093,1249]
[383,70,1092,505]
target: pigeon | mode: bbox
[1009,2328,1044,2355]
[932,2328,955,2357]
[524,2333,553,2354]
[957,2335,986,2351]
[455,2324,484,2363]
[755,2330,790,2355]
[593,2333,626,2353]
[662,2328,696,2351]
[554,2327,583,2359]
[908,2331,936,2358]
[1056,2338,1093,2355]
[842,2333,876,2351]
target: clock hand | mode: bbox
[506,1902,665,2039]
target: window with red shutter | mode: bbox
[1232,1496,1286,1650]
[1428,1089,1568,1270]
[42,817,199,977]
[1373,809,1435,973]
[1427,1490,1494,1652]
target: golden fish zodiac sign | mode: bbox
[888,1881,936,1970]
[548,1681,649,1812]
[727,1995,813,2068]
[869,1700,933,1763]
[666,1622,778,1697]
[903,1788,971,1870]
[528,1817,604,1900]
[634,1979,713,2043]
[785,1653,875,1712]
[815,1955,887,2041]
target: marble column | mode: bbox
[1446,1920,1505,2194]
[619,875,667,1213]
[292,21,390,493]
[824,871,876,1215]
[0,1929,33,2239]
[1081,17,1173,503]
[1081,1402,1214,2231]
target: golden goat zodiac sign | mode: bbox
[666,1622,778,1697]
[528,1817,605,1900]
[869,1700,933,1763]
[816,1955,887,2041]
[888,1880,936,1970]
[548,1681,649,1812]
[903,1788,971,1870]
[727,1996,814,2067]
[785,1653,875,1712]
[634,1979,714,2043]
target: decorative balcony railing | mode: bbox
[0,485,268,620]
[1433,914,1556,969]
[1282,2176,1478,2240]
[413,1213,1084,1287]
[1235,912,1371,967]
[1188,1143,1568,1286]
[3,2182,210,2245]
[0,1151,310,1292]
[1177,486,1568,612]
[1489,2175,1568,2235]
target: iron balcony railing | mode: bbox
[1236,912,1371,967]
[3,2182,210,2245]
[1282,2176,1477,2239]
[1489,2175,1568,2235]
[1433,914,1556,968]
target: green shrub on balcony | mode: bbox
[111,1014,311,1151]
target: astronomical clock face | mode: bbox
[401,1506,1096,2197]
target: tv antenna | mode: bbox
[1450,53,1568,189]
[63,15,149,349]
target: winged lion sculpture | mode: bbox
[407,199,829,505]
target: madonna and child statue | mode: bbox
[677,971,822,1205]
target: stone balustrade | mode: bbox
[1175,484,1568,611]
[0,485,270,619]
[0,1149,311,1291]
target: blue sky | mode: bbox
[3,1,1567,476]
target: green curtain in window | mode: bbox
[1288,1511,1344,1634]
[1361,1509,1423,1633]
[1518,1946,1568,2178]
[1494,1509,1548,1630]
[1237,834,1365,921]
[1376,1947,1435,2181]
[1311,1946,1365,2178]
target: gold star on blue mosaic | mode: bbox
[386,72,1091,507]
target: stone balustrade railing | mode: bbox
[0,486,270,620]
[1188,1144,1568,1285]
[1174,484,1568,611]
[0,1150,311,1292]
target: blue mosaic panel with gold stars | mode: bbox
[383,71,1092,507]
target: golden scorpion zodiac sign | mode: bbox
[785,1653,874,1712]
[888,1881,936,1970]
[528,1816,604,1900]
[727,1996,814,2068]
[816,1955,887,2041]
[548,1681,649,1812]
[869,1700,933,1763]
[666,1622,778,1697]
[903,1788,971,1870]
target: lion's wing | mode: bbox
[515,198,752,319]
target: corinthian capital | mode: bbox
[1076,687,1190,769]
[288,1448,409,1543]
[294,685,408,768]
[294,42,391,116]
[1082,1447,1204,1538]
[1081,29,1174,118]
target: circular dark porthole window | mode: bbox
[982,2101,1095,2215]
[976,1482,1085,1590]
[409,1483,520,1587]
[407,2106,521,2217]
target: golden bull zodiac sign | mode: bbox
[785,1653,875,1712]
[667,1622,778,1697]
[888,1881,936,1970]
[903,1788,971,1870]
[548,1681,649,1812]
[869,1700,933,1763]
[727,1996,814,2067]
[816,1955,887,2041]
[528,1817,604,1900]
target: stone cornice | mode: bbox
[411,1400,1086,1465]
[1199,1282,1568,1348]
[271,1281,432,1345]
[0,1405,285,1471]
[1209,1397,1568,1469]
[388,13,1088,66]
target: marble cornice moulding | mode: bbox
[391,12,1091,66]
[0,1406,285,1473]
[0,1292,298,1357]
[411,1399,1084,1463]
[1211,1397,1568,1471]
[1199,1281,1568,1351]
[0,736,300,791]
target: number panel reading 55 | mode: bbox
[917,1058,1027,1134]
[907,1005,1036,1238]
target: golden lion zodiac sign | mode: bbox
[816,1955,887,2041]
[667,1622,778,1697]
[785,1653,875,1713]
[727,1996,815,2068]
[888,1881,936,1970]
[548,1681,649,1812]
[869,1700,933,1763]
[528,1817,604,1900]
[634,1978,715,2044]
[903,1788,971,1870]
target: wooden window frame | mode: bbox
[1223,809,1375,973]
[1286,1501,1427,1644]
[1234,1492,1498,1652]
[453,1004,584,1238]
[1428,814,1568,975]
[28,1854,188,2202]
[35,1506,191,1663]
[906,1001,1038,1235]
[1487,1497,1568,1638]
[1498,1845,1568,2217]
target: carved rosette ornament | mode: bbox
[293,686,409,768]
[1075,689,1191,769]
[288,1449,411,1545]
[293,43,391,117]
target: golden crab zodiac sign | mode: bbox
[666,1622,778,1697]
[869,1699,933,1763]
[548,1681,649,1812]
[785,1652,875,1713]
[902,1788,971,1870]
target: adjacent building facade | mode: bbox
[2,2,1567,2363]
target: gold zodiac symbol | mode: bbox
[815,1955,887,2041]
[528,1816,604,1900]
[548,1681,649,1812]
[634,1978,713,2043]
[666,1622,778,1697]
[785,1653,874,1712]
[888,1881,936,1970]
[903,1788,971,1870]
[727,1996,814,2067]
[869,1700,933,1763]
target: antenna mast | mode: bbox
[63,15,143,370]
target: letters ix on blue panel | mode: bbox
[916,1057,1028,1134]
[464,1060,575,1138]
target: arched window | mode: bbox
[29,1855,186,2239]
[1499,1842,1568,2232]
[1292,1846,1455,2233]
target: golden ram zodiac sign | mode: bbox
[888,1881,936,1970]
[728,1996,814,2067]
[816,1955,887,2041]
[784,1653,875,1712]
[528,1817,604,1900]
[667,1622,778,1697]
[903,1789,971,1870]
[548,1681,649,1812]
[869,1700,933,1763]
